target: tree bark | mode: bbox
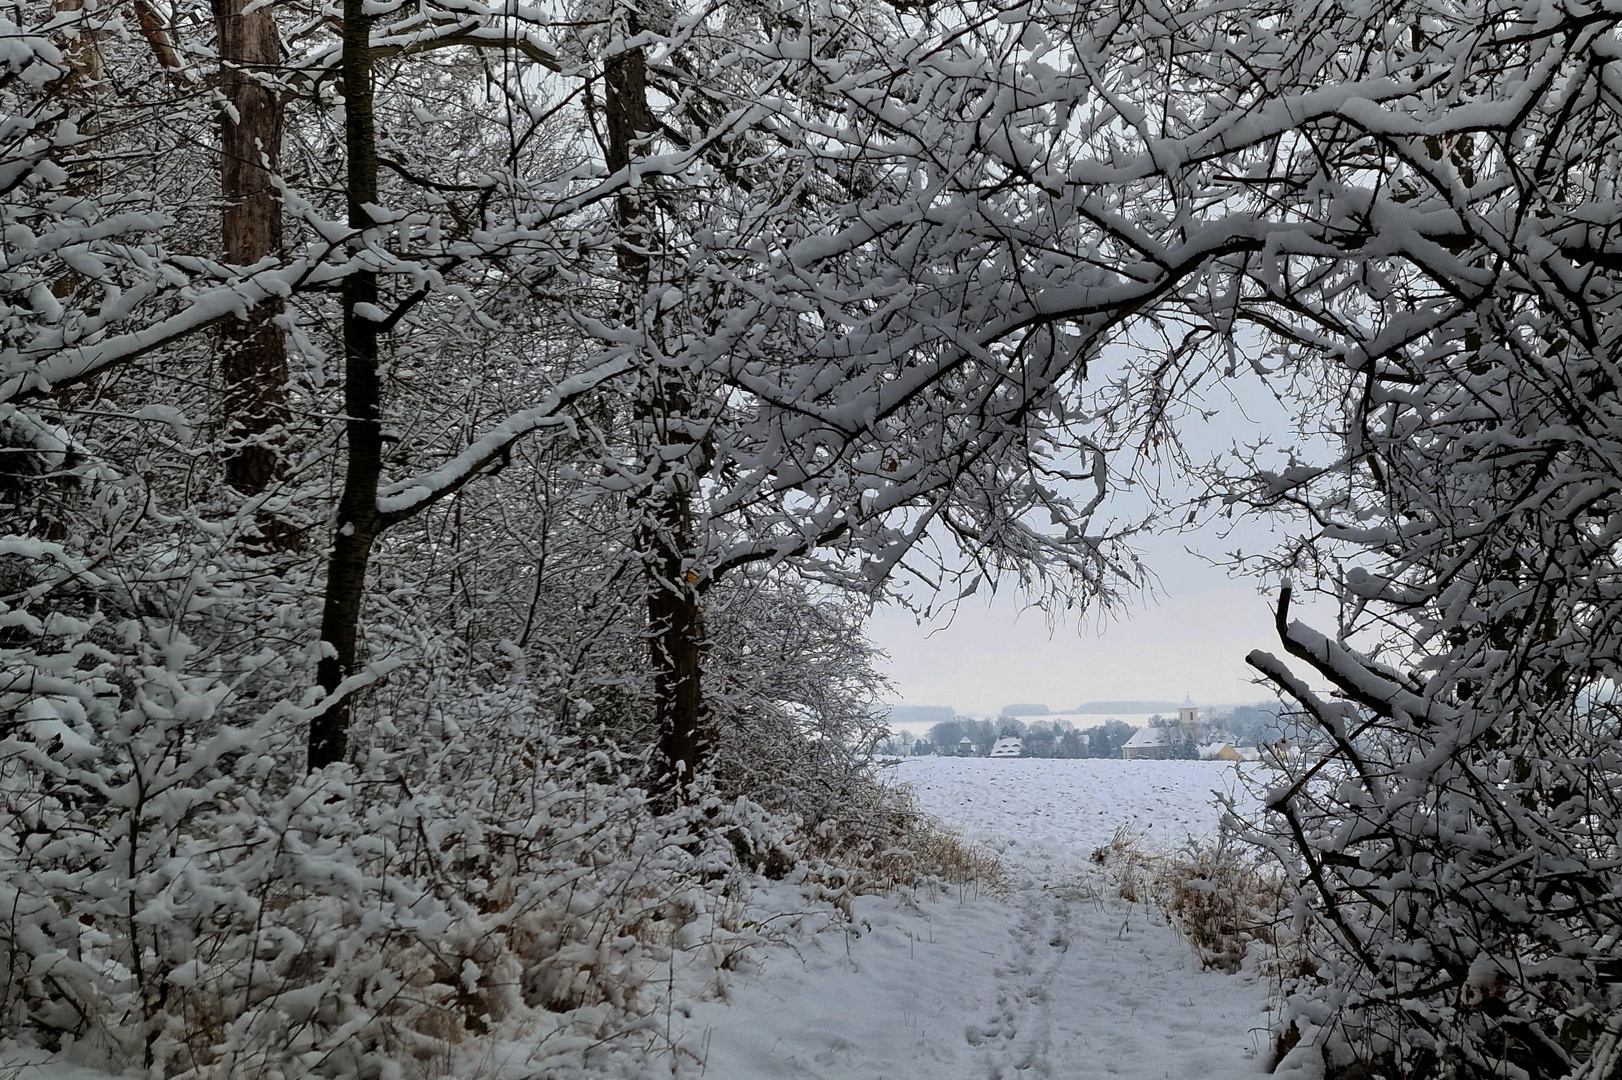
[214,0,291,543]
[605,30,707,791]
[134,0,186,85]
[50,0,103,297]
[647,504,705,789]
[51,0,102,102]
[309,0,382,770]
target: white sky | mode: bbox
[867,346,1339,723]
[868,522,1304,719]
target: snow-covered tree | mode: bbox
[1148,0,1622,1069]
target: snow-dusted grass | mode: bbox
[661,758,1275,1079]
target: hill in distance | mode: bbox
[883,704,958,724]
[1066,700,1183,715]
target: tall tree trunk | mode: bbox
[51,0,103,300]
[604,31,706,791]
[309,0,382,770]
[214,0,292,544]
[646,494,705,790]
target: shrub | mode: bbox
[1088,824,1293,974]
[0,610,805,1078]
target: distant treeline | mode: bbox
[910,703,1295,758]
[919,717,1135,758]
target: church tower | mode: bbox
[1177,695,1199,732]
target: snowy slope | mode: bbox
[673,759,1273,1079]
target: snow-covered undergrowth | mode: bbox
[0,558,1289,1080]
[2,628,739,1077]
[0,600,948,1080]
[1089,824,1293,975]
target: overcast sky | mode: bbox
[868,522,1299,718]
[866,353,1337,720]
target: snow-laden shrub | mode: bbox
[0,376,952,1078]
[1233,685,1622,1080]
[1087,824,1292,975]
[790,771,1009,905]
[701,582,891,820]
[0,584,797,1078]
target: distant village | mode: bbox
[884,699,1292,761]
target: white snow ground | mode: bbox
[673,758,1274,1079]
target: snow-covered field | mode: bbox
[674,758,1274,1079]
[900,756,1263,852]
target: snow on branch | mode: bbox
[375,356,634,520]
[0,258,329,403]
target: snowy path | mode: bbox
[678,759,1273,1079]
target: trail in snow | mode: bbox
[677,758,1273,1079]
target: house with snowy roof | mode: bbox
[1120,698,1201,760]
[989,736,1024,758]
[1120,724,1173,760]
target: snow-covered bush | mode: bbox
[1210,0,1622,1051]
[1088,824,1291,976]
[0,583,808,1076]
[0,329,925,1080]
[1239,593,1622,1079]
